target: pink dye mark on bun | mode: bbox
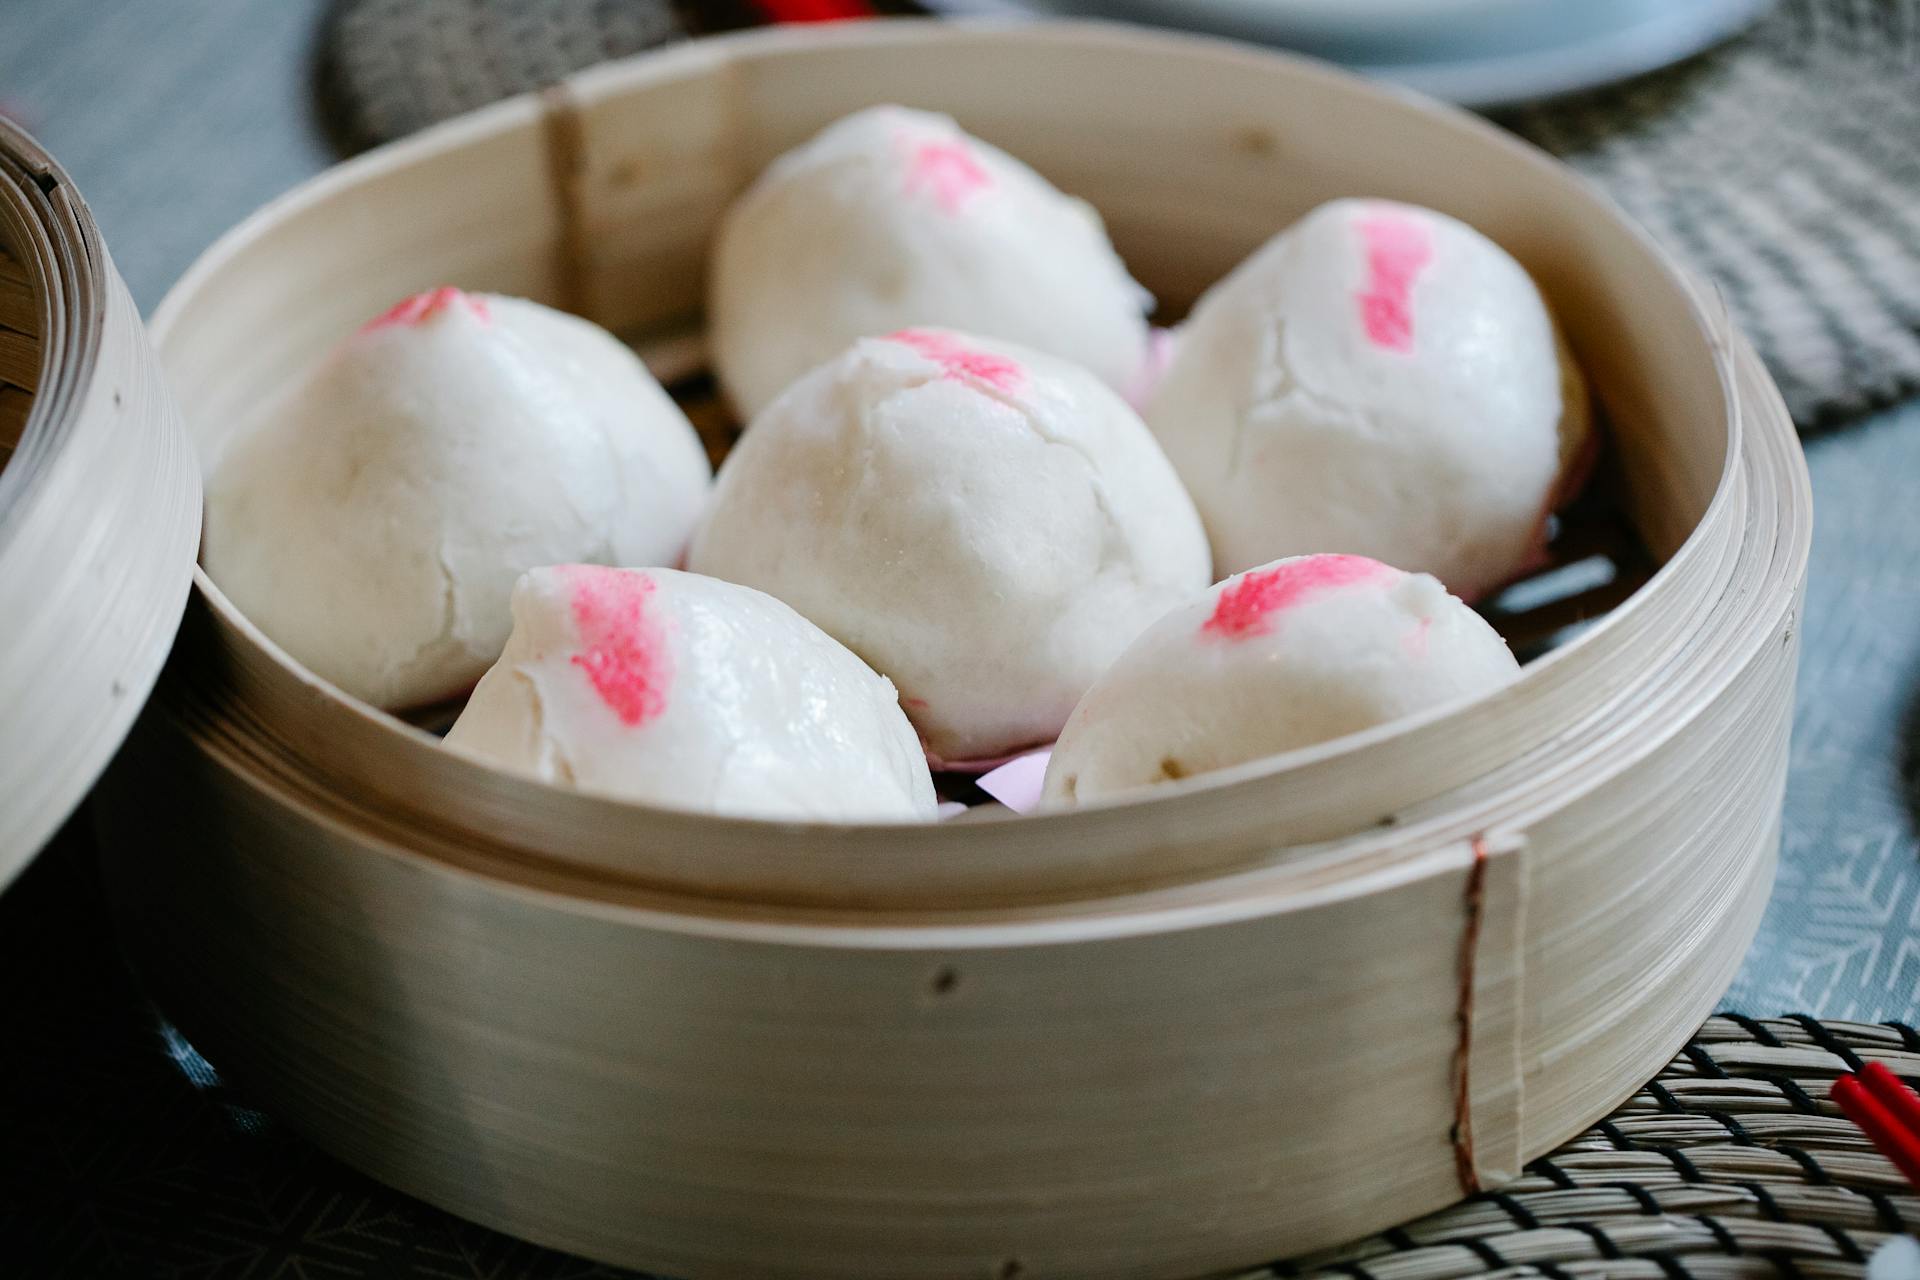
[885,329,1024,393]
[1124,326,1179,412]
[563,565,671,727]
[1202,554,1391,641]
[1401,615,1433,661]
[361,286,491,333]
[1355,210,1433,353]
[903,137,991,213]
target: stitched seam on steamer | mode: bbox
[540,82,591,321]
[1451,834,1490,1194]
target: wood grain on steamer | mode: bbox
[0,244,36,466]
[0,120,200,885]
[96,21,1811,1280]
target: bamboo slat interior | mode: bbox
[0,241,35,474]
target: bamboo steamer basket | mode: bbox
[0,120,198,885]
[82,20,1810,1280]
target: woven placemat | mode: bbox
[1263,1016,1919,1279]
[318,0,690,153]
[318,0,1920,431]
[1499,0,1920,431]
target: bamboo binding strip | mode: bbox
[95,21,1812,1280]
[0,120,199,884]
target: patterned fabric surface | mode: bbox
[1727,398,1920,1019]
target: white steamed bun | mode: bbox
[1146,199,1591,601]
[445,565,936,821]
[203,288,712,709]
[1043,553,1519,805]
[710,104,1153,419]
[689,327,1211,765]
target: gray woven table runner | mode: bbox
[320,0,688,151]
[1501,0,1920,430]
[322,0,1920,430]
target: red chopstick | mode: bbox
[1831,1060,1920,1190]
[756,0,877,23]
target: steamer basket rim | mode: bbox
[0,118,97,544]
[0,117,201,882]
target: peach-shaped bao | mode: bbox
[1044,555,1520,807]
[709,103,1153,419]
[446,565,936,821]
[689,327,1209,764]
[1146,198,1590,601]
[202,289,711,710]
[96,22,1809,1280]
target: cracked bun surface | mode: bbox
[1145,199,1589,601]
[709,105,1154,421]
[202,288,712,709]
[688,328,1211,765]
[1043,554,1520,806]
[445,566,936,820]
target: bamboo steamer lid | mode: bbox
[0,119,199,886]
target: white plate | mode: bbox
[932,0,1772,107]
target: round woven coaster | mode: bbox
[316,0,926,152]
[317,0,690,153]
[1264,1016,1919,1280]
